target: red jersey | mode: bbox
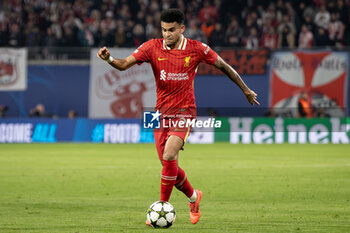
[132,36,218,117]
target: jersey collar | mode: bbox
[163,35,187,50]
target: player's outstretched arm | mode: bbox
[96,46,137,71]
[213,55,260,106]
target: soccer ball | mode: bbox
[147,201,176,228]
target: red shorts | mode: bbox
[153,117,192,161]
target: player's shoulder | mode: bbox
[186,38,210,50]
[137,39,163,49]
[147,39,163,47]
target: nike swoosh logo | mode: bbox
[158,57,168,61]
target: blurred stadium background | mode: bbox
[0,0,349,143]
[0,0,349,232]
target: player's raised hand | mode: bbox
[244,89,260,106]
[97,46,110,60]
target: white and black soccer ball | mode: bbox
[147,201,176,228]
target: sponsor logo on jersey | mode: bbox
[167,72,189,80]
[159,69,189,81]
[160,69,166,81]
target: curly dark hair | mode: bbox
[160,8,185,25]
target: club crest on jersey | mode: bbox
[184,56,191,67]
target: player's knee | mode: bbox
[163,151,177,161]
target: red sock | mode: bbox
[160,160,178,202]
[175,166,194,198]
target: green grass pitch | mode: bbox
[0,143,349,233]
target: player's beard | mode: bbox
[165,35,180,48]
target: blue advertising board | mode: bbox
[0,65,89,117]
[1,117,348,144]
[0,118,153,143]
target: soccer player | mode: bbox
[97,9,259,225]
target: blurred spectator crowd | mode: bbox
[0,0,349,49]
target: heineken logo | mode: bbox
[229,118,349,144]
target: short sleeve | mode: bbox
[198,42,218,64]
[132,39,154,64]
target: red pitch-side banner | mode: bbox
[197,49,268,75]
[89,48,156,118]
[269,51,348,117]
